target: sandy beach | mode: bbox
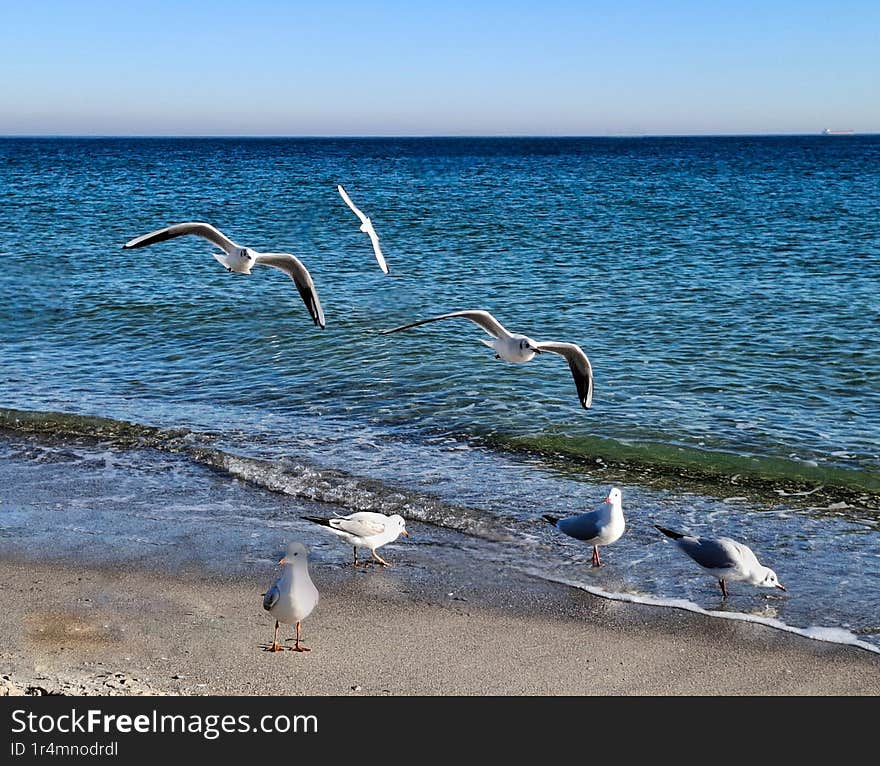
[2,538,878,696]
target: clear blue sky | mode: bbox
[1,0,877,135]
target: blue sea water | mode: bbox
[1,136,879,647]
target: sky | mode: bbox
[1,0,877,136]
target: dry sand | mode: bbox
[1,546,878,696]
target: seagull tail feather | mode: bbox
[655,525,685,540]
[542,514,561,526]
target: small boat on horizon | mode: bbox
[822,128,855,135]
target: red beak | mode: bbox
[401,529,409,538]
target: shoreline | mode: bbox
[2,550,878,696]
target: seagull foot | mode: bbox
[266,643,283,653]
[291,645,311,652]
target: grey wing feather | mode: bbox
[679,537,739,570]
[330,517,386,537]
[557,509,603,541]
[535,342,594,409]
[380,310,510,339]
[262,581,281,611]
[123,222,240,255]
[253,253,326,329]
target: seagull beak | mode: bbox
[528,345,542,354]
[279,557,288,566]
[776,583,786,591]
[603,496,611,503]
[401,529,410,538]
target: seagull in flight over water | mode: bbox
[122,222,325,328]
[337,185,389,274]
[380,309,594,409]
[655,525,786,598]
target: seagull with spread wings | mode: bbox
[123,222,325,328]
[380,309,594,409]
[337,184,389,274]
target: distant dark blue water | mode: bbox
[1,136,878,647]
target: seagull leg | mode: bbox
[719,578,728,598]
[291,621,311,652]
[591,546,604,568]
[267,620,282,652]
[371,550,392,567]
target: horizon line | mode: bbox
[0,131,872,140]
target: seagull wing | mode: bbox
[262,579,281,611]
[253,253,326,329]
[678,536,740,571]
[380,310,511,339]
[557,508,604,542]
[123,222,240,256]
[329,517,386,538]
[365,224,389,274]
[534,341,594,409]
[337,184,370,225]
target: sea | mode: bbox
[1,136,878,650]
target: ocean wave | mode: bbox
[528,570,880,654]
[0,407,504,539]
[479,431,880,502]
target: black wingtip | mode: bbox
[655,525,684,540]
[302,515,332,527]
[542,514,561,526]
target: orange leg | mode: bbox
[291,621,311,652]
[267,620,282,652]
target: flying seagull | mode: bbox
[262,542,319,652]
[337,185,389,274]
[544,487,625,567]
[123,222,325,328]
[655,525,786,598]
[380,310,593,409]
[303,512,409,567]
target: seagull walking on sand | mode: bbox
[544,487,625,567]
[262,542,319,652]
[337,185,389,274]
[655,525,786,598]
[380,310,593,409]
[123,222,325,328]
[303,512,409,567]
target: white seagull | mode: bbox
[337,185,389,274]
[655,525,786,598]
[543,487,625,567]
[123,222,325,328]
[380,310,594,409]
[262,542,319,652]
[303,512,409,567]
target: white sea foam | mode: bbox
[526,569,880,655]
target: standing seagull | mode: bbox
[262,542,319,652]
[302,512,408,567]
[381,310,593,409]
[337,185,389,274]
[655,526,786,598]
[543,487,625,567]
[123,222,325,328]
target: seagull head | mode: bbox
[517,337,541,357]
[604,487,623,506]
[758,567,786,591]
[390,514,409,538]
[280,541,309,565]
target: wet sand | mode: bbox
[2,542,878,696]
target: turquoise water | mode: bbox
[1,137,878,646]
